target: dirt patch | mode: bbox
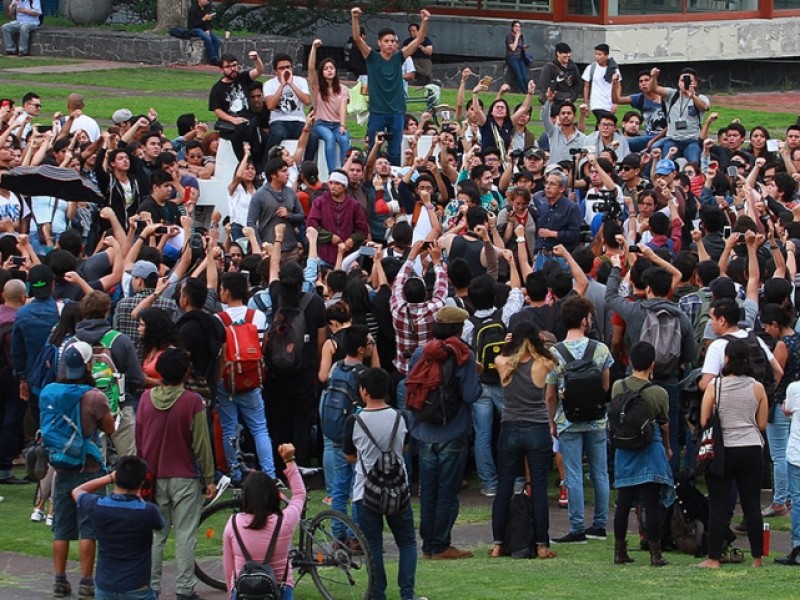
[711,92,800,114]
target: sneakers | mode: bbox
[78,583,95,599]
[322,496,333,506]
[762,503,790,517]
[734,520,748,533]
[558,482,568,509]
[53,581,72,598]
[31,508,46,522]
[552,531,587,544]
[774,546,800,566]
[431,546,473,560]
[480,488,497,498]
[46,514,53,527]
[585,527,607,540]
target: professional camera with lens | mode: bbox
[509,149,524,159]
[569,148,586,156]
[587,189,622,222]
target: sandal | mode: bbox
[729,548,745,564]
[537,545,557,559]
[488,546,503,558]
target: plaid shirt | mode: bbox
[113,289,179,356]
[678,287,711,327]
[390,260,448,375]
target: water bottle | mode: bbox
[763,523,771,557]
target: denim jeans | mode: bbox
[626,133,657,153]
[505,55,529,93]
[661,138,702,164]
[788,462,800,548]
[331,444,359,539]
[2,21,38,54]
[418,437,468,555]
[767,402,791,505]
[394,377,414,483]
[322,435,335,496]
[233,589,294,600]
[313,120,350,172]
[96,587,157,600]
[217,384,276,477]
[491,421,552,545]
[367,113,404,167]
[190,28,221,62]
[266,121,319,163]
[472,384,504,491]
[559,429,609,533]
[355,501,417,600]
[657,380,681,475]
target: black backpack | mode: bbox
[553,340,607,422]
[470,310,506,385]
[231,512,283,600]
[355,412,411,516]
[608,380,654,450]
[265,293,313,372]
[409,350,463,425]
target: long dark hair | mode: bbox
[721,338,753,377]
[139,307,181,356]
[240,471,282,530]
[50,302,83,346]
[317,58,342,101]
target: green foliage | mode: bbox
[111,0,157,24]
[214,0,424,37]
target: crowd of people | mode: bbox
[2,4,800,600]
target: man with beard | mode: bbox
[541,90,587,164]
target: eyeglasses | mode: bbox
[221,63,238,70]
[29,103,41,108]
[484,157,500,163]
[619,165,635,171]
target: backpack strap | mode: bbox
[252,292,268,313]
[244,308,256,324]
[217,311,233,327]
[231,514,253,562]
[552,342,575,364]
[99,329,122,349]
[582,339,598,361]
[355,411,401,453]
[231,511,284,565]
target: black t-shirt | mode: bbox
[268,282,327,373]
[372,284,395,372]
[177,309,225,397]
[138,197,181,225]
[209,71,254,117]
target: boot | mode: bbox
[614,538,634,564]
[649,541,669,567]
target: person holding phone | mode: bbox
[649,66,710,164]
[187,0,222,66]
[2,0,41,57]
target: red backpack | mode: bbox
[218,309,264,393]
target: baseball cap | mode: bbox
[111,108,133,125]
[620,154,642,169]
[709,277,736,300]
[28,264,54,299]
[654,159,677,176]
[63,341,93,380]
[131,260,158,279]
[524,148,547,161]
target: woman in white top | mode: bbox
[228,143,258,241]
[308,38,350,172]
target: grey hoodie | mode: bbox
[604,266,697,380]
[74,319,145,403]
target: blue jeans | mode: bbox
[661,138,702,164]
[394,377,414,483]
[322,435,335,496]
[505,55,529,93]
[96,588,156,600]
[658,380,681,475]
[533,253,569,272]
[491,421,553,545]
[313,120,350,172]
[559,429,609,533]
[788,462,800,548]
[627,133,658,153]
[331,445,359,539]
[266,121,320,163]
[418,437,468,555]
[767,402,791,505]
[190,28,221,62]
[356,501,417,600]
[2,21,38,54]
[472,384,504,491]
[216,384,276,477]
[233,587,293,600]
[367,113,404,167]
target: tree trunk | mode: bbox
[155,0,191,31]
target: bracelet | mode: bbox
[302,129,310,133]
[285,456,296,464]
[516,237,525,243]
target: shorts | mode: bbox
[52,468,105,541]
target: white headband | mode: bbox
[328,172,349,186]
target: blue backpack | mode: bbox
[28,341,61,399]
[319,361,364,444]
[39,383,104,470]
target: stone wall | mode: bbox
[28,28,303,67]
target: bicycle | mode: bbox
[194,439,374,599]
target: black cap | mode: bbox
[28,264,54,299]
[512,170,534,183]
[619,154,642,169]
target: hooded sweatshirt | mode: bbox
[135,385,214,485]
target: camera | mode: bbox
[381,129,394,142]
[11,256,25,266]
[682,75,693,89]
[569,148,585,156]
[509,149,524,159]
[587,189,622,222]
[155,226,169,234]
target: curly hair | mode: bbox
[138,307,181,356]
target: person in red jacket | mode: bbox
[308,170,369,266]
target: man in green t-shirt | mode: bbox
[350,6,431,166]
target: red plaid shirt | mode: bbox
[390,260,448,375]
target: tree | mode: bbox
[155,0,191,31]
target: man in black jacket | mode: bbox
[538,43,581,105]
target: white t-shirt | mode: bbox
[263,76,310,123]
[218,305,268,343]
[0,192,29,224]
[701,328,774,377]
[583,185,625,227]
[228,184,252,226]
[69,114,101,142]
[784,381,800,467]
[582,63,617,112]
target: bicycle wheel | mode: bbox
[304,509,374,600]
[194,498,240,591]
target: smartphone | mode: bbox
[422,241,433,250]
[440,110,452,121]
[708,161,718,170]
[155,226,168,235]
[726,165,739,177]
[723,225,732,239]
[628,246,641,253]
[11,256,25,266]
[358,246,376,257]
[35,125,52,134]
[240,269,249,279]
[682,75,692,89]
[480,76,493,87]
[767,139,780,153]
[135,220,147,234]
